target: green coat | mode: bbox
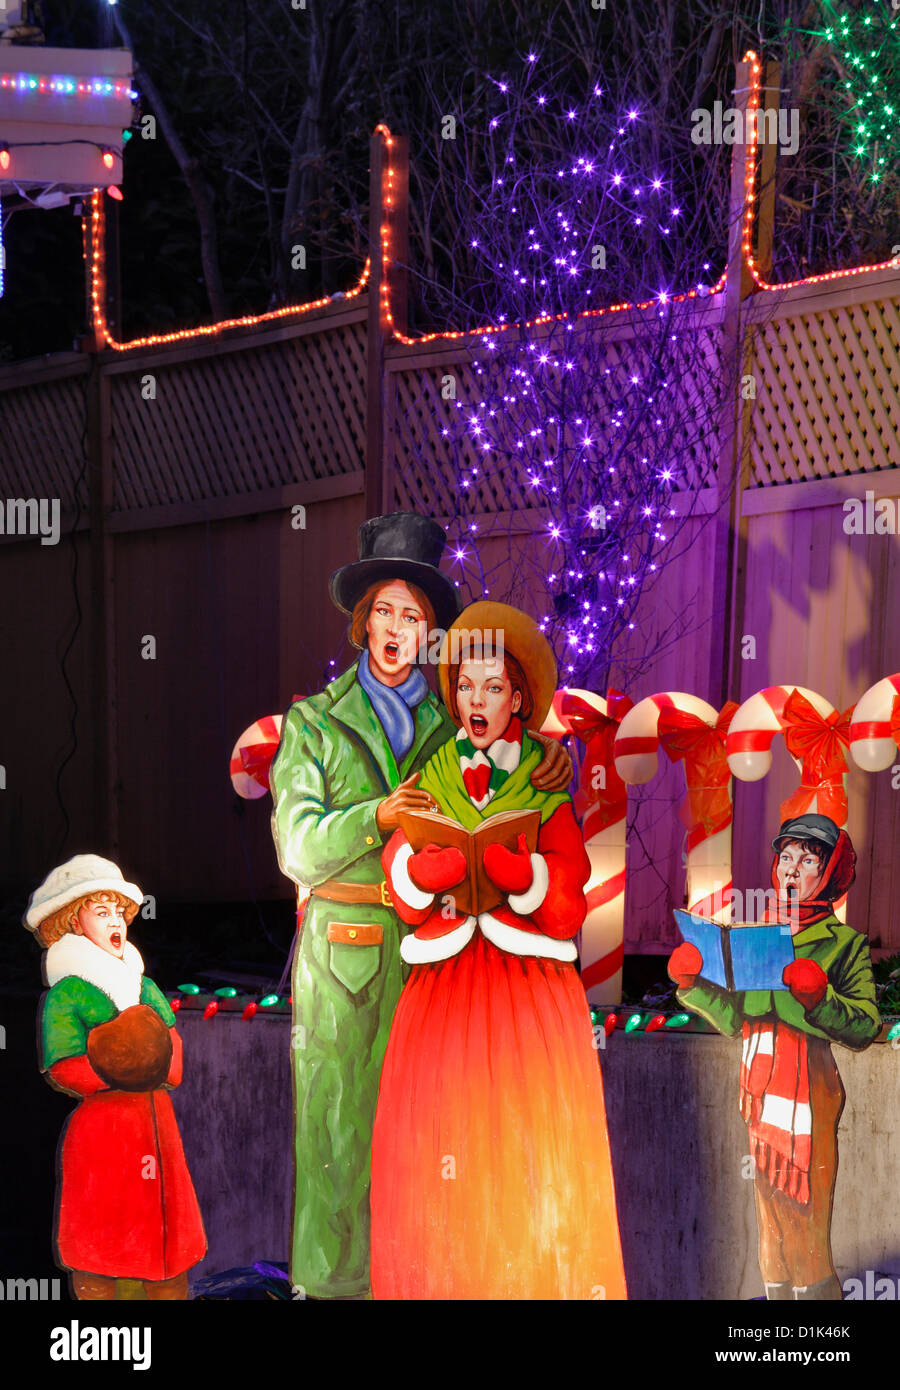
[677,914,881,1051]
[269,660,454,1297]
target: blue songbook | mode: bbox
[673,910,796,992]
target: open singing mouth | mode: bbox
[110,931,123,950]
[469,715,488,736]
[384,641,400,662]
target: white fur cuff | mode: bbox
[479,913,577,962]
[390,843,435,911]
[401,917,476,964]
[506,854,549,916]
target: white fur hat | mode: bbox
[24,855,143,934]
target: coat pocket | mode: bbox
[326,922,383,995]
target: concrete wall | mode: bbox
[174,1013,900,1298]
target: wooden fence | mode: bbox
[0,57,898,952]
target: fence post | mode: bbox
[707,56,778,708]
[82,195,119,855]
[366,126,409,517]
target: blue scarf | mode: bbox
[357,650,428,761]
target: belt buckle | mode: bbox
[379,880,392,908]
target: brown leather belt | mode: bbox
[311,879,393,908]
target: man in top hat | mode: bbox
[269,511,572,1299]
[667,812,880,1301]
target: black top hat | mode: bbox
[329,512,462,632]
[772,813,840,854]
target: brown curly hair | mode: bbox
[37,891,139,949]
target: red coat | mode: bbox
[49,1032,207,1281]
[384,801,590,963]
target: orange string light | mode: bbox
[91,70,897,354]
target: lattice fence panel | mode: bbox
[0,369,90,510]
[109,317,368,510]
[749,292,900,485]
[389,315,725,516]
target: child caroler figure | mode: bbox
[668,813,880,1301]
[25,855,207,1300]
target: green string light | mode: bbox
[665,1012,692,1028]
[177,983,200,995]
[816,1,899,176]
[886,1020,900,1042]
[624,1012,644,1033]
[214,986,239,998]
[259,993,280,1007]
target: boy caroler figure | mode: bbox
[25,855,207,1300]
[668,813,879,1300]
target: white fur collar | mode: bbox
[45,934,145,1012]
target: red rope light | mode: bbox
[90,60,897,354]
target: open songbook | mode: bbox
[673,909,796,993]
[398,807,541,917]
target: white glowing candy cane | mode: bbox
[541,688,628,1006]
[849,673,900,773]
[726,685,849,922]
[613,692,735,922]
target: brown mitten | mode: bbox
[87,1004,173,1091]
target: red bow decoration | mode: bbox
[657,702,738,846]
[779,690,852,825]
[559,688,633,837]
[893,693,900,747]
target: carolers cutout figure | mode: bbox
[669,814,879,1300]
[370,602,627,1300]
[25,856,206,1300]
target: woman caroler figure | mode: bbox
[369,602,627,1300]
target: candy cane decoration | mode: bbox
[230,708,308,928]
[230,714,285,799]
[726,686,853,921]
[614,693,736,922]
[849,674,900,773]
[541,687,632,1006]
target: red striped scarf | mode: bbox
[739,1019,811,1205]
[457,718,523,810]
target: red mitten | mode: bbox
[408,843,467,893]
[482,833,534,894]
[668,942,703,989]
[783,958,828,1010]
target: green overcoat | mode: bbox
[269,660,453,1297]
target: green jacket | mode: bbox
[270,660,453,893]
[678,914,881,1051]
[42,976,174,1071]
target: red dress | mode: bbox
[370,800,627,1300]
[49,1033,207,1281]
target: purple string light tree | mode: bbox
[402,51,740,698]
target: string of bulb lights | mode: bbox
[85,52,896,354]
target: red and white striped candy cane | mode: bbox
[726,685,852,921]
[541,686,631,1006]
[229,714,285,799]
[614,693,735,921]
[849,674,900,772]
